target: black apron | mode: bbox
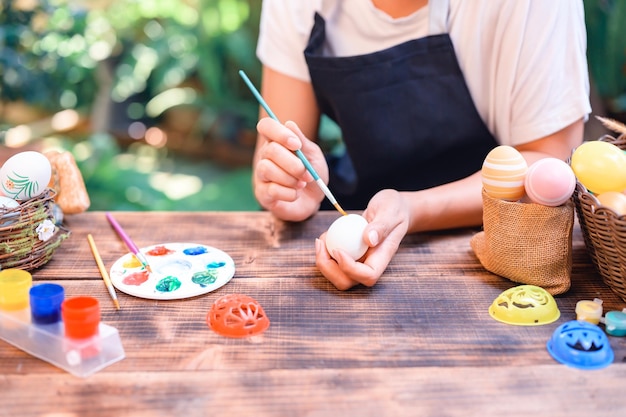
[303,0,498,210]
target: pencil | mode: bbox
[238,70,347,216]
[87,233,120,310]
[105,212,153,273]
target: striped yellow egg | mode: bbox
[481,145,527,201]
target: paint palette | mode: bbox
[109,242,235,300]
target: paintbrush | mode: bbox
[105,212,152,273]
[238,70,347,216]
[87,233,120,310]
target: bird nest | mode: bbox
[0,188,70,271]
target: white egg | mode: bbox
[0,151,52,200]
[325,214,369,261]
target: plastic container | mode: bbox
[0,307,125,378]
[0,269,32,311]
[61,296,100,339]
[575,298,603,325]
[29,283,65,324]
[603,309,626,337]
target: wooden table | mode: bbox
[1,211,625,416]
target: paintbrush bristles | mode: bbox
[595,115,626,136]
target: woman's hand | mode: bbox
[315,189,411,290]
[254,118,329,221]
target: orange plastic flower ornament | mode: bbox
[207,294,270,338]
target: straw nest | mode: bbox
[0,188,70,271]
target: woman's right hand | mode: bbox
[253,118,329,221]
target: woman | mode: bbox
[252,0,591,290]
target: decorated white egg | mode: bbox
[0,151,52,200]
[325,214,368,261]
[481,146,527,201]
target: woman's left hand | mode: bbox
[315,189,411,290]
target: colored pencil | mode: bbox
[87,233,120,310]
[105,212,153,273]
[238,70,347,216]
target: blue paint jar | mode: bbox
[29,283,65,324]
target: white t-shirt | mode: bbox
[256,0,591,147]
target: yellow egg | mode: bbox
[596,191,626,216]
[481,146,527,201]
[570,141,626,194]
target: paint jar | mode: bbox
[0,269,33,311]
[29,283,65,325]
[575,298,603,325]
[604,309,626,337]
[61,296,101,339]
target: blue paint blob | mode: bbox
[183,246,208,256]
[191,270,218,287]
[206,261,226,269]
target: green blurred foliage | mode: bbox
[56,132,259,211]
[0,0,99,111]
[584,0,626,113]
[1,0,263,211]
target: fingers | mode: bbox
[254,120,311,207]
[256,118,314,182]
[257,117,303,151]
[315,190,411,291]
[315,236,392,290]
[362,189,410,247]
[315,238,360,290]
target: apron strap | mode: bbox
[428,0,450,35]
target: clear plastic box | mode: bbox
[0,308,125,377]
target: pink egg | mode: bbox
[524,158,576,206]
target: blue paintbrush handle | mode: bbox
[239,70,321,181]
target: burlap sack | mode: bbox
[470,189,574,295]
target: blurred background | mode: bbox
[0,0,624,211]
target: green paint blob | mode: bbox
[191,270,218,287]
[156,276,182,292]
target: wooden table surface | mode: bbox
[1,211,625,417]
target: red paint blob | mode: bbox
[122,271,150,286]
[146,245,174,256]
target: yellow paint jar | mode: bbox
[0,269,33,311]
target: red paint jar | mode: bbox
[61,296,101,339]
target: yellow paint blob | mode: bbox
[122,255,142,268]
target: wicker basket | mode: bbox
[572,134,626,302]
[0,188,70,271]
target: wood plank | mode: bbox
[0,211,622,416]
[1,366,625,417]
